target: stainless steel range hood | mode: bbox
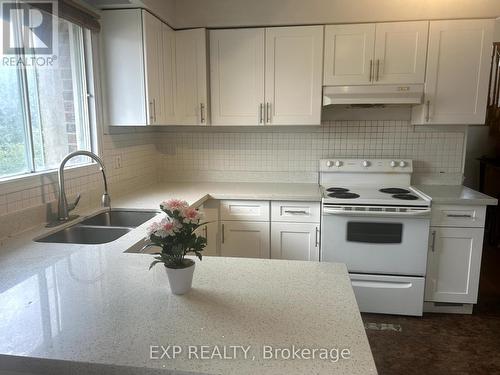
[323,84,424,106]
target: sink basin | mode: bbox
[35,209,160,245]
[36,226,132,244]
[79,209,159,228]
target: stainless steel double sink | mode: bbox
[35,209,159,245]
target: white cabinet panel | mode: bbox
[265,26,323,125]
[220,200,270,221]
[160,23,177,124]
[425,227,484,303]
[412,19,494,125]
[220,221,270,259]
[101,10,147,126]
[210,28,265,125]
[373,21,428,84]
[142,11,162,125]
[324,24,375,85]
[271,222,319,261]
[175,28,209,125]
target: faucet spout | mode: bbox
[57,151,111,222]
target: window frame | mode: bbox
[0,20,99,184]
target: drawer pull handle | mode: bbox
[431,230,436,252]
[284,210,308,215]
[446,214,473,218]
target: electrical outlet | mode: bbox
[114,155,123,169]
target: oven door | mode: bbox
[321,210,430,276]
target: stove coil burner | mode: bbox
[379,188,411,194]
[328,192,360,199]
[392,194,419,200]
[326,187,350,193]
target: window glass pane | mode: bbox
[0,51,31,177]
[26,18,91,171]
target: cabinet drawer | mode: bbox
[431,205,486,228]
[350,273,424,316]
[271,201,320,223]
[220,200,270,221]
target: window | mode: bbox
[0,15,94,179]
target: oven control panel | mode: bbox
[320,159,413,173]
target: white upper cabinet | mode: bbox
[160,23,177,125]
[324,21,428,86]
[210,28,265,126]
[412,19,494,125]
[175,28,209,125]
[324,24,375,85]
[210,26,323,126]
[373,21,428,84]
[142,12,162,125]
[265,26,323,125]
[101,9,155,126]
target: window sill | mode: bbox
[0,163,98,195]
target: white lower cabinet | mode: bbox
[195,200,219,256]
[220,221,270,259]
[425,227,484,304]
[271,222,320,261]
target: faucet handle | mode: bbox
[68,193,81,212]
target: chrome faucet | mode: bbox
[56,151,111,222]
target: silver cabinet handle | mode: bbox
[315,226,320,248]
[221,224,225,244]
[446,214,473,218]
[369,59,373,82]
[266,102,271,124]
[203,225,208,238]
[149,101,154,122]
[430,230,436,252]
[152,99,157,123]
[375,59,380,81]
[425,100,431,122]
[284,210,308,215]
[200,103,205,124]
[259,103,264,124]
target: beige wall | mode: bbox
[172,0,500,28]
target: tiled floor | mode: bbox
[362,243,500,375]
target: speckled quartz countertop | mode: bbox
[415,185,498,206]
[0,182,377,374]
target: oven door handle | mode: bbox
[322,208,431,217]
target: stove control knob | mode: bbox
[362,160,370,168]
[326,160,334,168]
[399,161,407,168]
[334,160,343,168]
[390,160,397,168]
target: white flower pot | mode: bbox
[165,262,195,295]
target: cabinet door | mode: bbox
[210,28,265,125]
[220,221,270,259]
[373,21,428,84]
[323,24,375,86]
[265,26,323,125]
[271,222,319,261]
[142,11,162,125]
[197,222,218,256]
[175,28,209,125]
[412,19,493,125]
[160,23,177,125]
[425,227,484,304]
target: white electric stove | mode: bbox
[319,158,431,316]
